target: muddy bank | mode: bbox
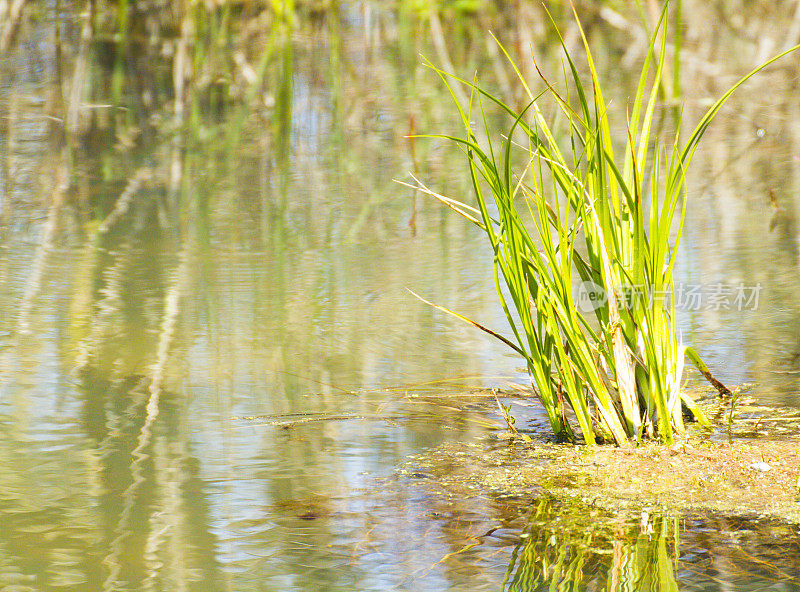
[398,432,800,523]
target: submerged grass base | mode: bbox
[398,435,800,523]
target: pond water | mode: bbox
[1,1,799,590]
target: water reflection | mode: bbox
[504,501,682,591]
[1,0,800,590]
[503,498,800,592]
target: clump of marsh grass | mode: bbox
[403,5,799,446]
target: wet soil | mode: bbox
[397,394,800,523]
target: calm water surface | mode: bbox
[1,1,800,590]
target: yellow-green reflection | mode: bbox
[504,500,680,592]
[499,497,800,592]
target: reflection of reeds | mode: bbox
[16,153,70,334]
[0,0,26,52]
[72,241,132,372]
[102,247,190,591]
[503,500,680,592]
[148,247,189,398]
[66,1,93,141]
[97,166,152,233]
[71,165,155,372]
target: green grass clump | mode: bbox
[406,5,798,445]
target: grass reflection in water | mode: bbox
[501,497,800,592]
